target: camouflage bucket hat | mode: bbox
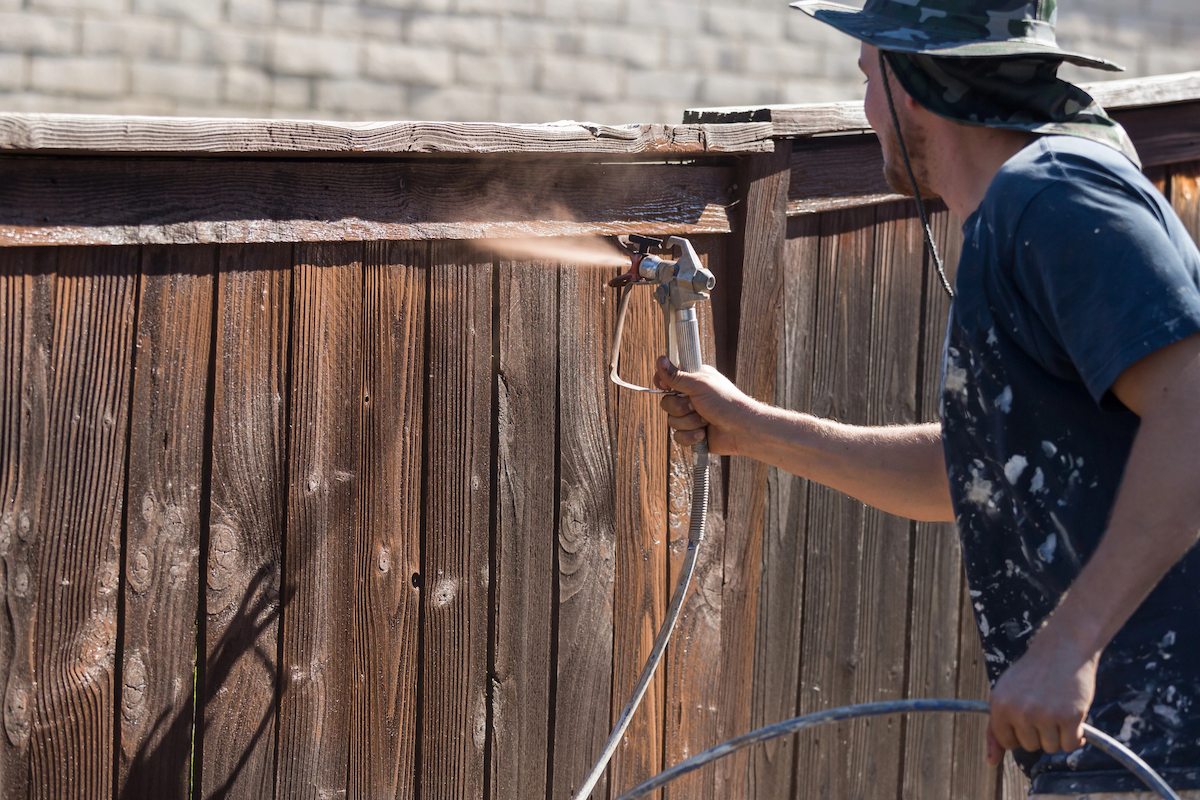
[789,0,1123,71]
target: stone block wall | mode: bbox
[0,0,1195,123]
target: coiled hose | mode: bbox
[611,699,1182,800]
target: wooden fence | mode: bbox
[0,72,1198,800]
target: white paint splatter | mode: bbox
[986,327,998,345]
[944,363,969,396]
[1119,715,1143,743]
[964,464,995,508]
[1030,467,1045,493]
[1042,440,1057,457]
[1003,454,1028,484]
[1161,631,1177,648]
[1155,705,1182,726]
[994,385,1013,413]
[1037,533,1057,564]
[978,614,990,638]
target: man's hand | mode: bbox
[986,631,1099,765]
[653,356,760,456]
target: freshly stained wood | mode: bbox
[1112,101,1200,167]
[119,245,214,799]
[490,257,557,800]
[275,243,363,800]
[0,248,54,800]
[794,207,876,800]
[551,264,618,800]
[202,244,292,800]
[609,268,669,798]
[903,204,964,800]
[347,242,426,800]
[788,137,905,217]
[0,158,737,247]
[0,114,774,157]
[664,234,727,800]
[420,243,491,800]
[28,246,138,800]
[1170,160,1200,245]
[719,147,791,800]
[748,216,819,800]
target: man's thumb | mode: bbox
[656,356,692,391]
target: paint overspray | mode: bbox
[472,235,630,268]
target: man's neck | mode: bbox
[927,124,1037,220]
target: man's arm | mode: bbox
[986,331,1200,763]
[654,357,955,522]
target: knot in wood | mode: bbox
[431,577,459,608]
[207,524,241,593]
[0,513,12,556]
[4,679,30,747]
[10,565,30,599]
[122,653,147,725]
[97,559,120,596]
[377,546,391,575]
[129,549,152,594]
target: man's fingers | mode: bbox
[1035,722,1062,754]
[665,411,706,432]
[1061,723,1086,753]
[672,429,706,446]
[660,394,693,417]
[986,725,1004,767]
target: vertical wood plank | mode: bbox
[835,201,921,800]
[664,234,728,800]
[489,257,556,800]
[202,244,291,800]
[719,145,792,800]
[347,241,427,800]
[28,246,139,800]
[999,752,1030,799]
[747,217,820,800]
[902,203,964,800]
[420,242,492,800]
[609,268,669,799]
[276,242,363,800]
[0,248,55,800]
[951,578,997,800]
[794,207,876,800]
[119,245,214,798]
[552,264,617,800]
[1170,161,1200,245]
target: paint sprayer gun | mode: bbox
[608,234,716,391]
[574,236,715,800]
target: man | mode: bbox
[656,0,1200,795]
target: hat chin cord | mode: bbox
[879,50,955,300]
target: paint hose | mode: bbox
[576,307,712,800]
[610,699,1182,800]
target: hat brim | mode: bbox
[789,1,1123,72]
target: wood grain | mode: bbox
[718,147,792,800]
[0,114,774,157]
[0,248,54,800]
[794,207,876,800]
[951,580,998,800]
[1170,160,1200,245]
[903,204,965,800]
[747,216,819,800]
[551,263,618,800]
[788,136,905,217]
[489,257,557,800]
[685,71,1200,134]
[275,243,363,800]
[347,242,426,800]
[664,235,727,800]
[1112,101,1200,168]
[202,244,292,800]
[28,246,139,800]
[609,264,669,799]
[119,245,214,799]
[420,242,492,800]
[0,159,737,248]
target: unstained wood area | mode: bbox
[0,157,1197,800]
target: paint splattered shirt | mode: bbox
[942,135,1200,793]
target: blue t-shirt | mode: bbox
[942,135,1200,793]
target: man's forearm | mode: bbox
[739,406,954,522]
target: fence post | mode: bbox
[717,142,793,800]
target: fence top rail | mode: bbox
[684,70,1200,136]
[0,115,777,158]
